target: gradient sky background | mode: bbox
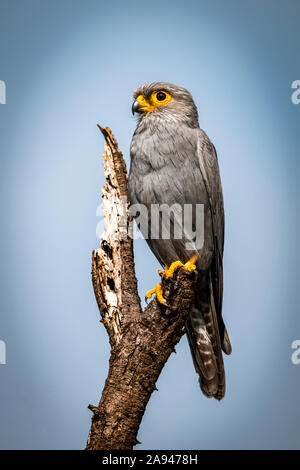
[0,0,299,450]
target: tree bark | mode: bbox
[85,126,197,450]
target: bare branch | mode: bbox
[86,127,196,450]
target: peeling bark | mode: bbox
[86,126,197,450]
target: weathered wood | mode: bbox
[86,126,197,450]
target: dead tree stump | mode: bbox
[86,126,197,450]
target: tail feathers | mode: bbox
[194,327,218,381]
[186,316,222,400]
[186,274,230,400]
[199,369,225,400]
[217,308,232,355]
[186,321,219,396]
[222,328,232,355]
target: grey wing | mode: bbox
[185,129,231,400]
[196,128,231,356]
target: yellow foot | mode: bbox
[145,255,198,305]
[145,282,167,305]
[165,254,198,279]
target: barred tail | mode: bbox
[186,271,231,400]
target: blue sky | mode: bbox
[0,0,299,449]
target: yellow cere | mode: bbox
[137,90,172,112]
[137,94,155,112]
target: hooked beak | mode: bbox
[132,99,141,115]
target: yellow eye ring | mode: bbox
[151,90,172,106]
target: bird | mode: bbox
[128,82,231,400]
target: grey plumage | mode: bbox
[128,82,231,400]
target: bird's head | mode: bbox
[132,82,199,127]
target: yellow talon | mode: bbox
[165,255,197,279]
[145,256,197,305]
[165,261,183,278]
[184,254,198,272]
[145,286,156,299]
[145,282,167,304]
[155,282,167,304]
[158,266,168,277]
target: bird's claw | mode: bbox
[145,256,197,309]
[145,282,167,306]
[145,288,170,308]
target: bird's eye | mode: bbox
[156,92,166,101]
[151,90,172,106]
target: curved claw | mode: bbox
[145,266,173,310]
[145,287,156,304]
[145,257,197,311]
